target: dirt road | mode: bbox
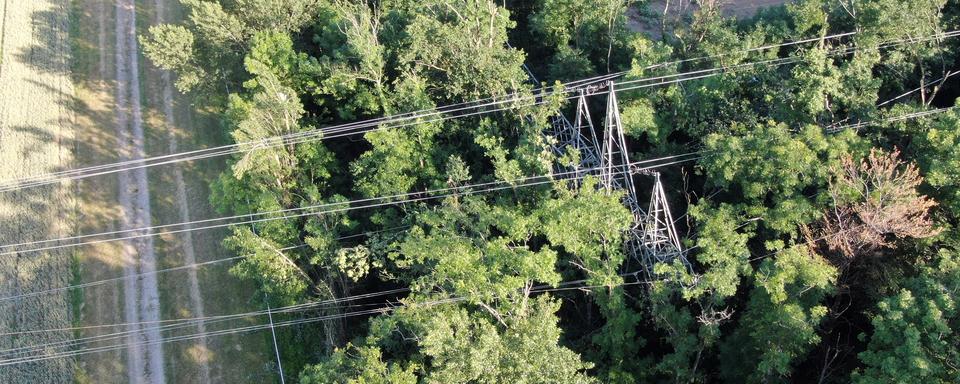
[153,0,212,381]
[66,0,272,381]
[114,0,165,382]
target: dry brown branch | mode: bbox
[696,305,734,326]
[819,148,940,260]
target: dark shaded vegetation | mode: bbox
[143,0,960,382]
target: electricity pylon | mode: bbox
[596,81,688,277]
[527,70,689,277]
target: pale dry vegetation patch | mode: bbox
[818,148,940,260]
[0,0,77,382]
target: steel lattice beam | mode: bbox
[523,69,689,277]
[597,82,689,276]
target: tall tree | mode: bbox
[853,245,960,383]
[720,246,838,382]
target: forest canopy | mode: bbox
[143,0,960,382]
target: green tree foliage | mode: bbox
[228,67,306,186]
[243,31,323,93]
[225,227,311,305]
[402,0,527,100]
[684,203,754,302]
[701,121,862,233]
[721,246,838,383]
[300,344,417,384]
[349,78,442,198]
[541,179,643,381]
[529,0,636,77]
[854,246,960,383]
[412,298,595,383]
[141,0,326,93]
[140,24,204,91]
[310,296,595,384]
[390,197,561,303]
[854,0,951,105]
[304,190,607,382]
[141,0,960,381]
[910,107,960,214]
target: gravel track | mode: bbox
[114,0,165,382]
[154,0,212,381]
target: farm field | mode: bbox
[0,0,77,382]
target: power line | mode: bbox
[0,30,869,193]
[614,30,960,93]
[0,73,614,192]
[0,154,701,257]
[0,104,951,306]
[2,29,950,256]
[0,227,406,305]
[0,213,908,366]
[7,74,949,258]
[0,27,950,358]
[0,289,400,337]
[0,156,703,353]
[0,213,908,364]
[265,295,286,384]
[0,21,950,372]
[0,289,410,358]
[825,106,955,133]
[0,104,947,361]
[0,271,655,367]
[877,71,959,107]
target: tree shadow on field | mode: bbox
[0,5,78,379]
[8,125,56,159]
[0,1,133,381]
[0,184,75,382]
[24,76,119,159]
[14,4,71,77]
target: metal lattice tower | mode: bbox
[517,61,601,181]
[518,64,689,276]
[548,100,601,178]
[597,81,688,276]
[565,90,603,178]
[638,172,685,269]
[600,85,639,200]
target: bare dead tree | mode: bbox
[819,148,940,261]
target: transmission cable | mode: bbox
[0,157,701,351]
[0,30,867,193]
[0,287,412,358]
[2,100,951,360]
[0,103,951,307]
[614,30,960,93]
[2,30,949,255]
[0,226,407,304]
[4,28,944,194]
[0,153,701,257]
[0,98,952,306]
[0,270,655,366]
